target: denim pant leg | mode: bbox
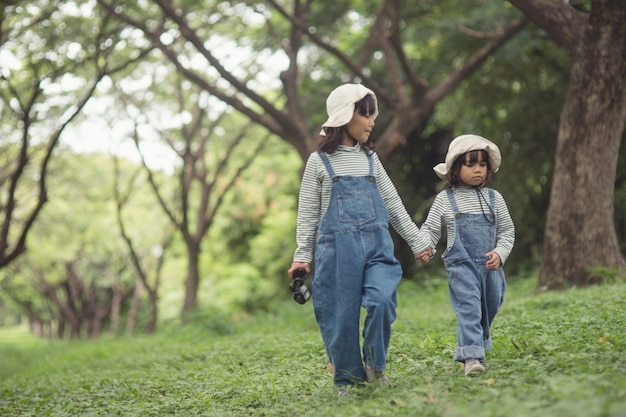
[313,231,366,387]
[447,260,486,361]
[482,268,506,351]
[361,255,402,370]
[362,228,402,371]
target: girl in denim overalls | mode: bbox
[419,134,515,376]
[288,84,432,396]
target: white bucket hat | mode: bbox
[433,134,501,179]
[319,83,378,136]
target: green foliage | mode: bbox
[587,266,625,285]
[0,151,172,335]
[248,195,297,284]
[200,263,275,314]
[1,278,625,416]
[202,133,301,309]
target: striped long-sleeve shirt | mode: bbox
[293,143,430,263]
[420,187,515,264]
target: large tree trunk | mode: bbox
[510,0,626,289]
[540,58,626,288]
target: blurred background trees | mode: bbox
[0,0,624,338]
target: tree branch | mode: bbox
[96,0,296,141]
[425,16,530,107]
[508,0,587,53]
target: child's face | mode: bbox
[459,152,488,187]
[342,111,375,145]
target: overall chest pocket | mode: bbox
[459,223,495,260]
[338,194,376,225]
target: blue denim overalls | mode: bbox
[443,188,506,362]
[313,151,403,388]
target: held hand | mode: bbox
[288,262,310,279]
[415,247,433,264]
[485,251,501,270]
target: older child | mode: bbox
[419,134,514,376]
[288,83,431,396]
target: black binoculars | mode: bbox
[289,268,311,304]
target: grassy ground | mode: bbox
[1,277,625,417]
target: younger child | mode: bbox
[288,83,432,397]
[419,134,514,376]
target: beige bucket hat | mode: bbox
[433,134,501,179]
[320,83,378,136]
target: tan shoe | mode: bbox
[337,388,353,399]
[365,365,389,386]
[464,359,486,376]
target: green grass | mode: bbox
[1,277,625,417]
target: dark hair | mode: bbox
[318,94,377,154]
[446,149,493,188]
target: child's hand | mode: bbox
[415,247,433,264]
[485,251,501,270]
[288,262,310,279]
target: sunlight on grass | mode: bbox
[1,278,625,417]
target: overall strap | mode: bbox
[445,189,460,216]
[367,150,374,177]
[318,152,336,178]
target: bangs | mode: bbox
[355,94,377,116]
[465,149,489,166]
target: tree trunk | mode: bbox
[536,0,626,289]
[126,280,143,335]
[182,244,200,317]
[57,318,65,339]
[90,305,112,339]
[29,315,43,337]
[110,282,122,334]
[146,287,158,334]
